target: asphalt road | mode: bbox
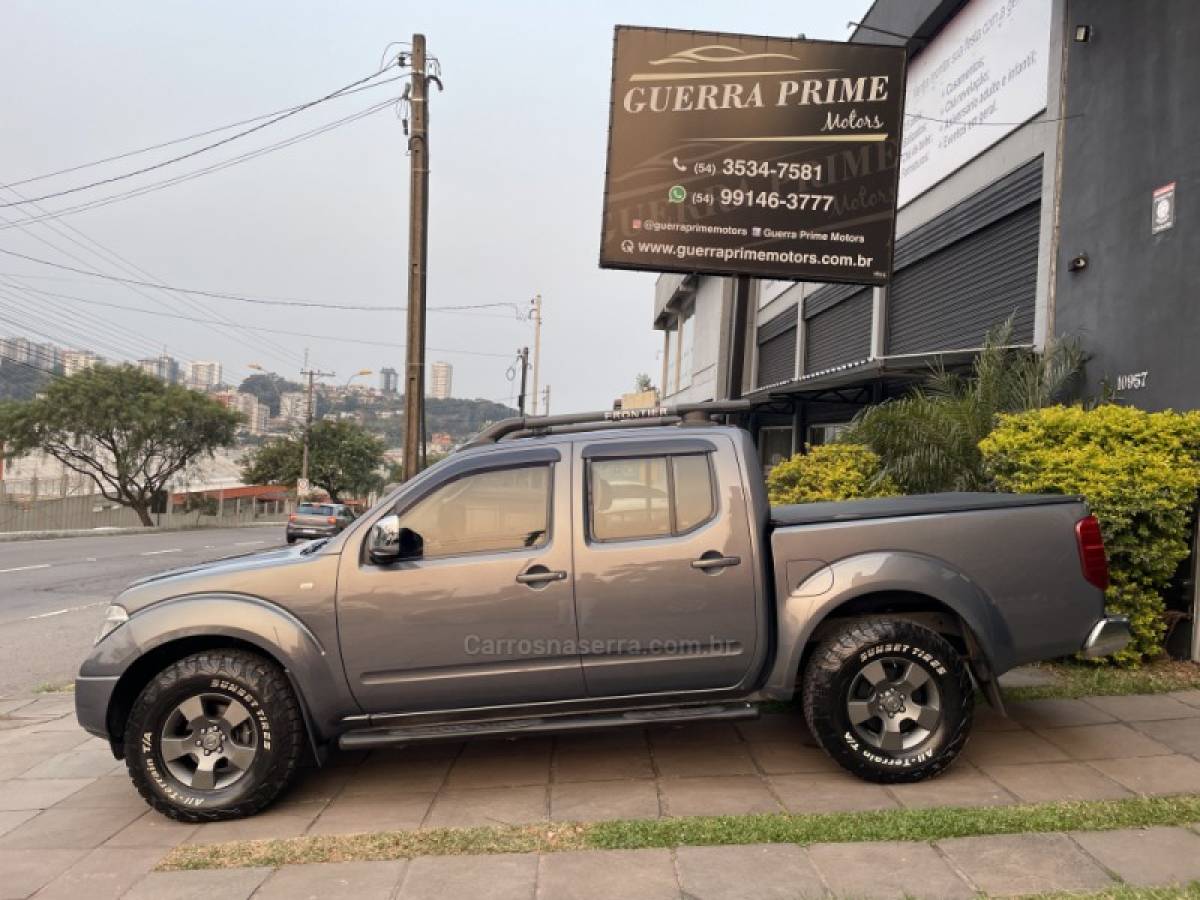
[0,524,287,696]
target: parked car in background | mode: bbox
[285,502,354,543]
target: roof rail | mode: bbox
[462,400,754,448]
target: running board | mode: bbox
[338,701,758,749]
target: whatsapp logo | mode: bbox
[668,185,687,203]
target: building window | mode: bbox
[759,426,794,473]
[808,423,851,447]
[678,304,695,390]
[587,453,716,542]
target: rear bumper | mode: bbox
[1080,615,1132,659]
[286,526,338,538]
[74,675,119,742]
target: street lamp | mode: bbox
[345,368,373,387]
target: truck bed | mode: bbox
[770,491,1082,528]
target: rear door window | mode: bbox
[588,453,715,542]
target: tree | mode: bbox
[843,320,1084,494]
[0,364,241,525]
[241,418,386,501]
[238,372,304,417]
[635,373,653,393]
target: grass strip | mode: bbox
[158,793,1200,871]
[1004,661,1200,702]
[1030,885,1200,900]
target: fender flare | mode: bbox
[762,551,1014,698]
[85,592,358,743]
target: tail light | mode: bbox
[1075,515,1109,591]
[327,516,337,525]
[288,514,296,522]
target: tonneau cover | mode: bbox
[770,491,1082,528]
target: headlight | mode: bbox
[95,604,129,645]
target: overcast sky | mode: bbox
[1,1,870,411]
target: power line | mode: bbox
[0,66,404,208]
[0,98,401,231]
[10,282,514,358]
[0,249,529,315]
[4,74,410,191]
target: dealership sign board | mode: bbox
[599,27,907,286]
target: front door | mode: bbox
[571,435,759,697]
[337,448,584,714]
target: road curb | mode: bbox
[0,521,286,543]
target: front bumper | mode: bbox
[1080,615,1132,659]
[74,675,119,742]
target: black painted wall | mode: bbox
[1055,1,1200,410]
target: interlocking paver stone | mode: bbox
[1035,723,1173,759]
[398,853,536,900]
[120,866,273,900]
[21,743,125,779]
[32,847,162,900]
[0,777,91,811]
[887,762,1013,809]
[445,750,551,788]
[102,810,198,849]
[1072,826,1200,886]
[983,761,1132,803]
[550,778,659,821]
[974,706,1024,731]
[651,742,757,777]
[734,713,813,743]
[184,809,321,845]
[423,784,547,828]
[338,758,451,795]
[1168,690,1200,709]
[0,699,35,716]
[937,832,1114,896]
[746,741,838,774]
[649,722,741,746]
[1085,694,1200,722]
[676,843,824,899]
[308,794,434,835]
[552,746,654,782]
[1091,754,1200,794]
[0,804,142,850]
[255,859,407,899]
[809,839,974,899]
[0,809,37,838]
[6,698,74,719]
[0,730,91,756]
[1131,716,1200,757]
[0,753,40,780]
[660,775,781,817]
[53,775,146,811]
[0,848,87,900]
[1007,698,1117,728]
[537,849,678,900]
[770,772,899,813]
[961,728,1069,767]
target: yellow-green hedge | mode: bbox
[980,405,1200,664]
[767,443,898,505]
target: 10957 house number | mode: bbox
[1116,371,1148,391]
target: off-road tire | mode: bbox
[286,535,297,545]
[123,649,304,821]
[801,617,973,783]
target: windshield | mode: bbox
[297,503,337,516]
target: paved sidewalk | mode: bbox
[0,689,1198,897]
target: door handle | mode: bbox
[516,567,568,585]
[691,554,741,571]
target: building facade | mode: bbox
[430,361,452,400]
[62,350,102,377]
[379,367,399,395]
[652,0,1200,468]
[137,354,181,384]
[278,391,308,425]
[186,360,222,391]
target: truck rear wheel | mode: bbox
[801,618,973,783]
[123,649,304,821]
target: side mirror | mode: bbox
[367,514,423,563]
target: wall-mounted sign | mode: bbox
[599,26,906,286]
[899,0,1052,206]
[1152,182,1176,235]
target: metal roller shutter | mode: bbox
[887,202,1039,355]
[805,288,872,374]
[755,305,797,387]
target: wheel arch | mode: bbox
[763,551,1012,699]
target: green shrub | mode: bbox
[980,405,1200,664]
[767,443,898,505]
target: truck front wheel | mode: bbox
[801,618,974,783]
[123,649,304,821]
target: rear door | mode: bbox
[571,435,759,697]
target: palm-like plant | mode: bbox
[843,319,1084,494]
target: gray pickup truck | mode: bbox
[76,402,1130,821]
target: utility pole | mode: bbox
[299,358,334,496]
[541,384,550,416]
[402,33,431,481]
[516,347,530,414]
[529,294,542,415]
